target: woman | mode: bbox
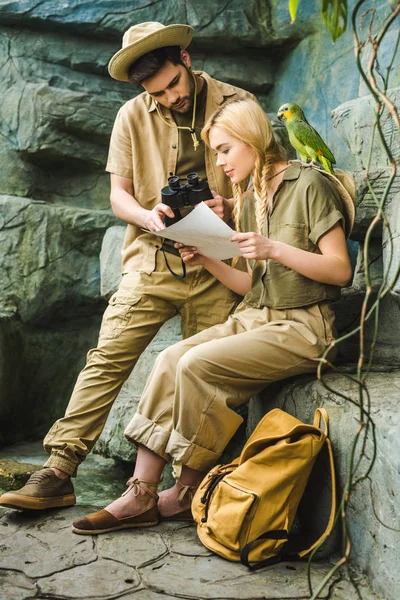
[72,99,354,534]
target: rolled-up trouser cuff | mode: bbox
[43,453,78,477]
[165,429,221,471]
[124,412,171,463]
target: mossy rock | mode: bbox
[0,459,38,492]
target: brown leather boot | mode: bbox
[72,478,159,535]
[0,468,76,510]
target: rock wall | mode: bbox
[0,197,119,443]
[0,2,399,596]
[0,0,302,443]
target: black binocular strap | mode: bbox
[162,248,187,280]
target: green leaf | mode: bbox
[321,0,348,43]
[289,0,300,22]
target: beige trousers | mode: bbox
[43,250,239,475]
[124,301,336,471]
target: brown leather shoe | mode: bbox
[72,478,159,535]
[0,468,76,510]
[161,507,193,521]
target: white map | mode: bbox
[147,202,242,260]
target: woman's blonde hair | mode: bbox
[202,99,286,233]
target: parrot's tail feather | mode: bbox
[319,156,335,175]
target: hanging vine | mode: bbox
[287,0,400,597]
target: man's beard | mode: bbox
[170,68,196,114]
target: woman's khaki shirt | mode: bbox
[241,163,347,309]
[106,71,255,274]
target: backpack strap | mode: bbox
[298,419,336,558]
[241,530,290,570]
[240,407,337,569]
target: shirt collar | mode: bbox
[148,96,158,113]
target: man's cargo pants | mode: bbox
[43,250,239,475]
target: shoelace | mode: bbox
[26,469,54,485]
[177,482,199,504]
[121,478,158,500]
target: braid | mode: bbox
[231,182,244,232]
[231,182,245,267]
[255,162,270,234]
[253,154,272,234]
[254,140,287,233]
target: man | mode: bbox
[0,22,256,511]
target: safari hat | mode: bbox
[108,22,194,82]
[308,164,356,237]
[293,162,356,237]
[330,168,356,238]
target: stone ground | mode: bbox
[0,443,383,600]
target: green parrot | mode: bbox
[277,103,336,175]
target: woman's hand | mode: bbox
[175,243,208,266]
[230,232,276,261]
[231,224,352,287]
[174,244,252,295]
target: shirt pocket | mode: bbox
[266,223,310,282]
[271,222,309,251]
[99,293,142,341]
[265,223,309,282]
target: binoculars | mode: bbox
[161,172,211,226]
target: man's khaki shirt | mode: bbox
[106,71,256,273]
[241,163,346,309]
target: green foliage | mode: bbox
[321,0,348,42]
[289,0,300,22]
[289,0,348,42]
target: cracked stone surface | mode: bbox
[37,558,142,598]
[0,505,382,600]
[97,530,168,568]
[0,570,38,600]
[0,527,97,577]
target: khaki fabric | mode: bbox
[173,77,208,184]
[241,163,347,309]
[161,77,207,256]
[124,300,336,471]
[43,251,239,476]
[105,71,256,273]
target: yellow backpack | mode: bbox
[192,408,336,569]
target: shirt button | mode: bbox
[172,144,177,149]
[169,172,174,176]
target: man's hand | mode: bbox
[142,204,174,231]
[203,190,233,222]
[230,232,276,261]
